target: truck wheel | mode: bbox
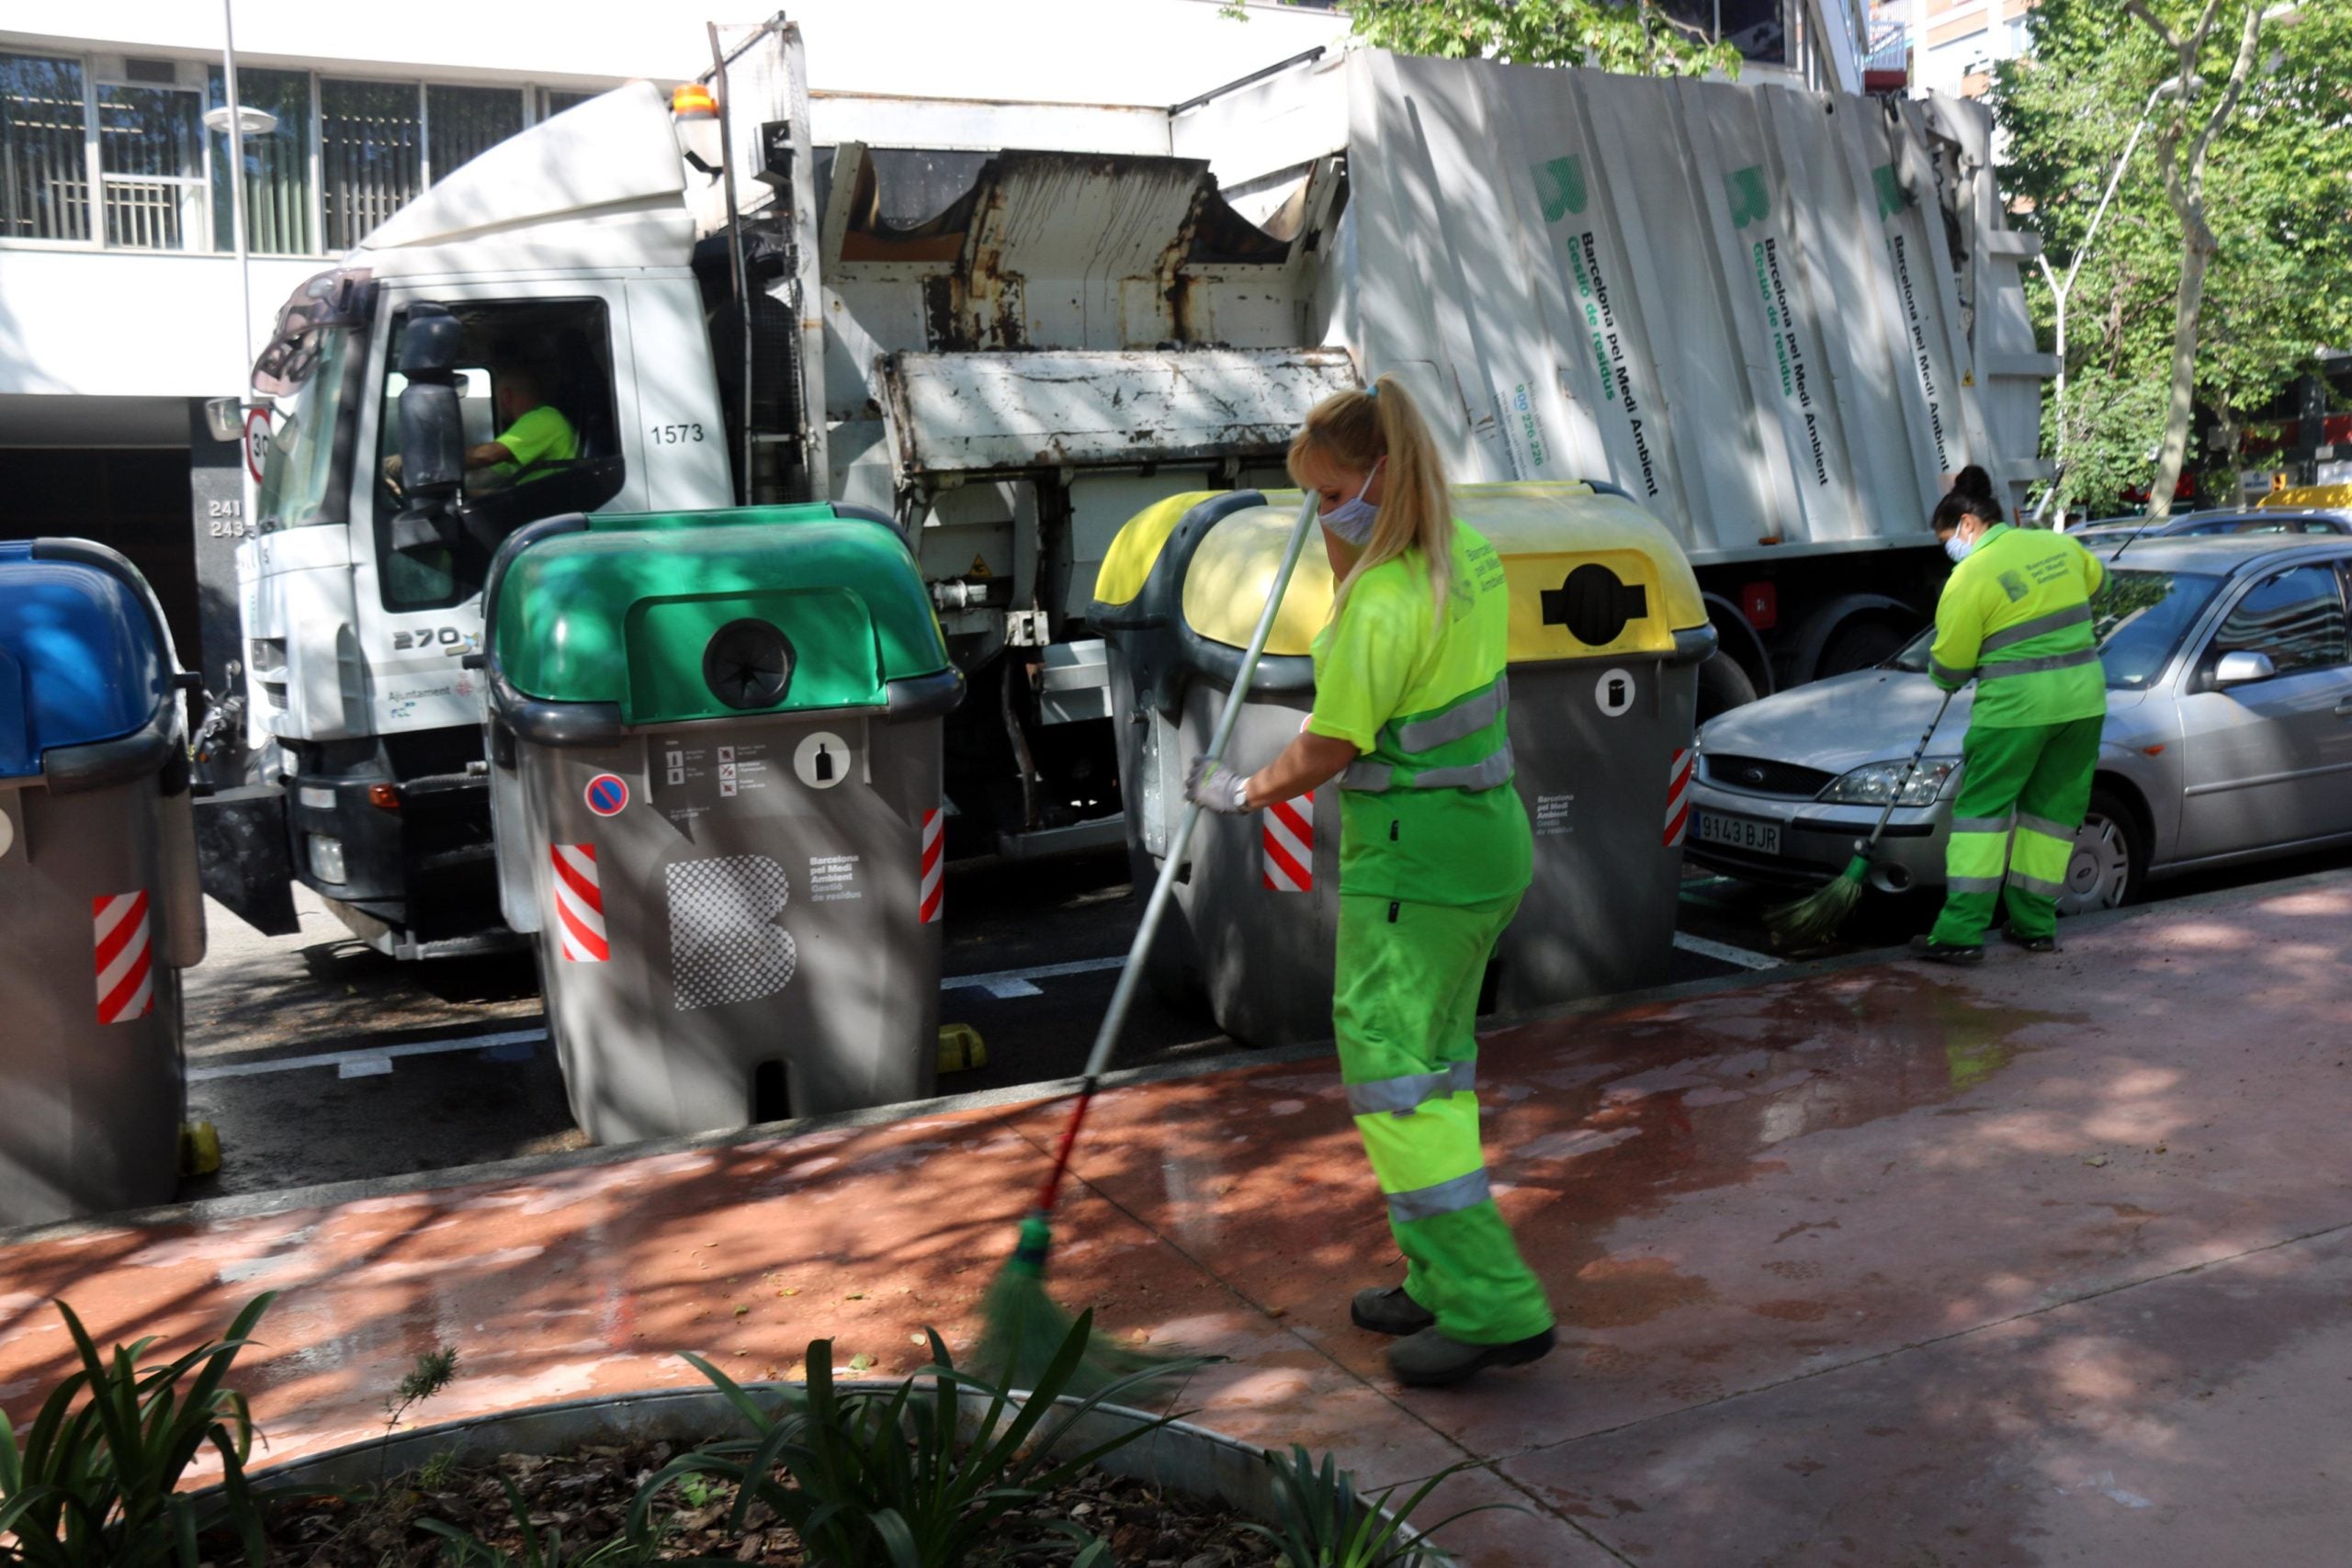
[1696,651,1758,721]
[2055,788,2145,916]
[1816,617,1913,677]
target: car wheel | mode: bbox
[1696,650,1758,722]
[2055,788,2144,916]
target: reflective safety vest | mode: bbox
[1307,525,1533,907]
[1340,673,1515,794]
[1928,523,2108,728]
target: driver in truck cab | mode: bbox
[469,362,576,484]
[382,360,576,495]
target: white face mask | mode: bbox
[1320,463,1383,546]
[1944,533,1973,564]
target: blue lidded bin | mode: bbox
[0,539,206,1226]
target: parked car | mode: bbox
[2069,509,2351,542]
[1687,536,2352,915]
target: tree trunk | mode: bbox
[2145,215,2211,519]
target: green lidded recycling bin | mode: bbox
[1091,482,1714,1048]
[481,505,961,1145]
[0,540,207,1224]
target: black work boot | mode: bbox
[2001,925,2061,954]
[1351,1285,1436,1337]
[1387,1325,1556,1388]
[1909,935,1984,966]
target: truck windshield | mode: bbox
[1886,569,2222,691]
[254,327,357,529]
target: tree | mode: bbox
[1234,0,1741,76]
[1997,0,2352,517]
[2125,0,2265,517]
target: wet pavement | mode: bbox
[7,869,2352,1565]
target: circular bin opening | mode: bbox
[703,618,795,710]
[1546,563,1646,648]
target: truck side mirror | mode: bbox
[390,303,469,556]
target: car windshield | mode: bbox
[254,326,356,530]
[1887,569,2223,690]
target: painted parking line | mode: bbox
[190,960,1137,1084]
[940,954,1127,999]
[1672,931,1784,971]
[189,1026,549,1083]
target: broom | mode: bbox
[1764,687,1957,947]
[978,489,1325,1393]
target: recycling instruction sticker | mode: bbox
[1594,668,1636,717]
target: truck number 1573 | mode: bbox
[650,423,706,445]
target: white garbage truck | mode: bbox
[201,18,2048,955]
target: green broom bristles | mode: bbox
[1765,852,1869,945]
[976,1212,1198,1395]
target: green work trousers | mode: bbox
[1334,891,1554,1346]
[1930,716,2102,947]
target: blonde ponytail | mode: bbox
[1285,373,1454,626]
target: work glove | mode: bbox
[1184,756,1254,815]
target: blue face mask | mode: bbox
[1320,463,1383,546]
[1944,533,1973,564]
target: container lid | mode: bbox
[1099,483,1709,663]
[0,541,173,781]
[491,505,952,726]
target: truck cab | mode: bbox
[232,85,736,955]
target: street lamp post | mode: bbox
[199,0,273,413]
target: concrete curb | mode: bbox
[10,863,2343,1249]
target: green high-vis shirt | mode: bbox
[1307,524,1532,907]
[494,404,578,481]
[1929,523,2109,728]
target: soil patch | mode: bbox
[258,1436,1289,1566]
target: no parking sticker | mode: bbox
[584,773,630,816]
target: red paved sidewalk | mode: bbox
[6,873,2351,1564]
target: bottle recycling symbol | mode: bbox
[794,731,849,789]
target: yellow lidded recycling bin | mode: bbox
[1091,482,1714,1047]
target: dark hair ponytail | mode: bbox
[1931,468,2003,535]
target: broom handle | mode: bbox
[1857,688,1957,853]
[1032,490,1325,1216]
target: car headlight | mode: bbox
[1817,757,1961,807]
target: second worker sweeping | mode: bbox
[1182,377,1555,1388]
[1915,488,2108,963]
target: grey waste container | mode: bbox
[0,539,206,1225]
[1092,482,1715,1048]
[480,505,962,1145]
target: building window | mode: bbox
[538,88,600,120]
[321,79,422,253]
[4,58,602,255]
[96,77,208,250]
[0,52,89,241]
[428,85,523,179]
[209,66,313,256]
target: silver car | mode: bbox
[1686,536,2352,914]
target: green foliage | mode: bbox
[1996,0,2352,513]
[1242,1446,1521,1568]
[632,1312,1196,1567]
[379,1345,461,1485]
[0,1293,275,1568]
[1236,0,1739,77]
[418,1473,652,1567]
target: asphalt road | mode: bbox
[174,838,2352,1202]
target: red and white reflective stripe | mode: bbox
[1664,747,1694,847]
[919,808,944,924]
[549,844,609,963]
[1263,790,1314,892]
[93,891,154,1025]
